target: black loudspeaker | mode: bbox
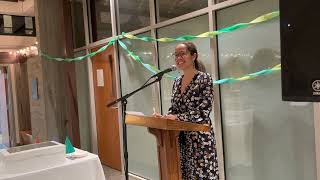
[280,0,320,102]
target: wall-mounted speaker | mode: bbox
[280,0,320,101]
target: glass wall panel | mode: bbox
[89,0,112,42]
[119,32,159,179]
[216,0,316,180]
[156,0,207,22]
[71,0,86,48]
[74,50,92,152]
[157,15,211,117]
[118,0,150,33]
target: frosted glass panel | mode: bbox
[118,0,150,33]
[75,51,91,152]
[71,0,85,48]
[119,32,159,179]
[216,0,316,180]
[157,15,211,116]
[89,0,112,41]
[156,0,207,22]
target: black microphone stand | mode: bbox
[107,73,165,180]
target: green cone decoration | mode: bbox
[65,136,75,154]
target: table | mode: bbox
[0,149,105,180]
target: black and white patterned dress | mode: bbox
[168,71,219,180]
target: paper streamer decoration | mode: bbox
[39,11,281,85]
[40,11,279,62]
[123,11,279,43]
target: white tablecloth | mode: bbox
[0,149,105,180]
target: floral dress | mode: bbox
[168,71,219,180]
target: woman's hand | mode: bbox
[152,112,163,118]
[152,112,177,120]
[163,114,178,120]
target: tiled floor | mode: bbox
[102,165,141,180]
[102,165,123,180]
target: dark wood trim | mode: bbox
[89,0,98,42]
[62,0,80,148]
[0,0,19,2]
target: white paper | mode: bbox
[126,111,145,116]
[96,69,104,87]
[289,102,310,106]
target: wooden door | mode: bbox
[91,46,122,171]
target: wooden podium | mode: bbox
[126,114,210,180]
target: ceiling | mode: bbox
[0,0,33,16]
[0,35,36,52]
[0,34,36,52]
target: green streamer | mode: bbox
[38,11,281,86]
[40,38,116,62]
[39,11,279,62]
[118,40,176,80]
[213,64,281,85]
[119,38,281,85]
[122,11,279,43]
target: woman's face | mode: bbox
[174,44,196,71]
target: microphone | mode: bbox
[151,65,177,78]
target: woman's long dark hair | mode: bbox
[181,42,206,72]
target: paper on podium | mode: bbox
[125,111,145,116]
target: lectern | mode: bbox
[126,114,210,180]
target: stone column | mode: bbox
[33,0,80,147]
